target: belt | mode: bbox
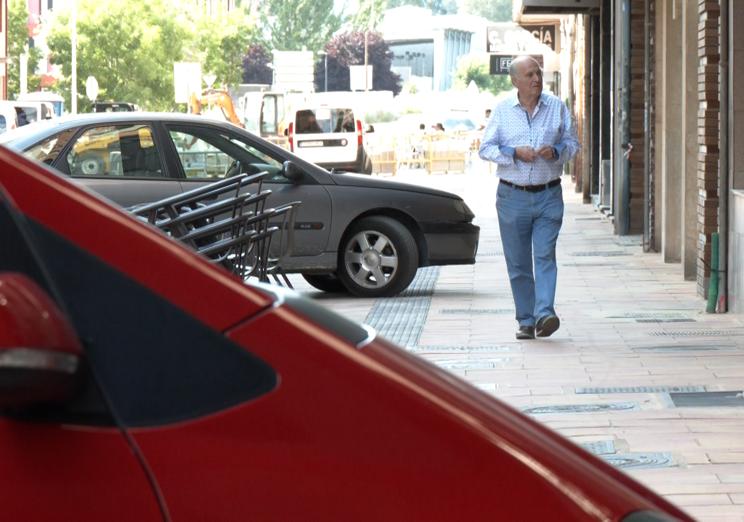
[500,178,561,193]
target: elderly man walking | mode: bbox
[478,56,579,340]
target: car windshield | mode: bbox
[296,108,355,134]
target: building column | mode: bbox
[658,0,683,263]
[729,0,744,311]
[682,0,698,279]
[696,0,721,296]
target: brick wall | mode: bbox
[696,0,720,296]
[628,0,649,234]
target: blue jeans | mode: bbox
[496,181,564,327]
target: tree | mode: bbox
[7,0,43,98]
[242,45,273,85]
[187,7,258,88]
[47,0,191,110]
[316,31,401,95]
[386,0,457,15]
[46,0,258,110]
[349,0,386,31]
[453,54,512,96]
[460,0,512,21]
[259,0,342,53]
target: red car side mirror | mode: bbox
[0,272,83,408]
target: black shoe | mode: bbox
[536,315,560,338]
[516,325,535,340]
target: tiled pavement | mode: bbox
[286,167,744,522]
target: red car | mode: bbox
[0,147,689,521]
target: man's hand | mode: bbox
[515,146,538,162]
[537,145,555,160]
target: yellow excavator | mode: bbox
[188,88,243,128]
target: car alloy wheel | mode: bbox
[339,216,418,298]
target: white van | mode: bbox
[11,101,55,126]
[287,106,373,174]
[0,102,18,134]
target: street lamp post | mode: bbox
[318,51,328,92]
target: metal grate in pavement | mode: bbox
[580,441,675,470]
[580,440,616,455]
[649,329,744,337]
[669,391,744,408]
[633,344,738,352]
[570,251,631,257]
[635,318,695,323]
[364,267,439,347]
[476,251,503,257]
[561,262,619,268]
[412,345,516,353]
[434,359,511,371]
[574,216,603,221]
[602,453,675,470]
[522,402,638,415]
[607,311,694,322]
[576,385,706,394]
[440,308,512,315]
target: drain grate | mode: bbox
[412,345,516,353]
[580,440,616,455]
[635,318,695,324]
[435,359,511,370]
[576,385,706,394]
[561,262,619,268]
[602,452,675,470]
[649,329,744,337]
[365,267,439,347]
[440,308,512,315]
[522,402,638,415]
[574,216,603,221]
[607,312,694,323]
[570,251,631,257]
[633,345,737,352]
[669,391,744,408]
[477,251,503,257]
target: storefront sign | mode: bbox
[489,54,544,75]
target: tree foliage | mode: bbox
[386,0,457,15]
[242,45,273,85]
[45,0,258,111]
[7,0,43,98]
[315,31,401,95]
[259,0,342,53]
[349,0,386,31]
[47,0,191,110]
[453,54,512,96]
[188,8,258,88]
[460,0,512,21]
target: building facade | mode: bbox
[518,0,742,312]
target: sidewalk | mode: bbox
[289,168,744,521]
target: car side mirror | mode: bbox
[282,160,302,182]
[366,124,375,134]
[0,273,83,409]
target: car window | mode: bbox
[66,124,164,178]
[296,108,355,134]
[25,128,78,165]
[167,126,285,182]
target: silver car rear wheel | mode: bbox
[339,216,418,297]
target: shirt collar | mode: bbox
[512,92,547,109]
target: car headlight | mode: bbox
[453,199,474,219]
